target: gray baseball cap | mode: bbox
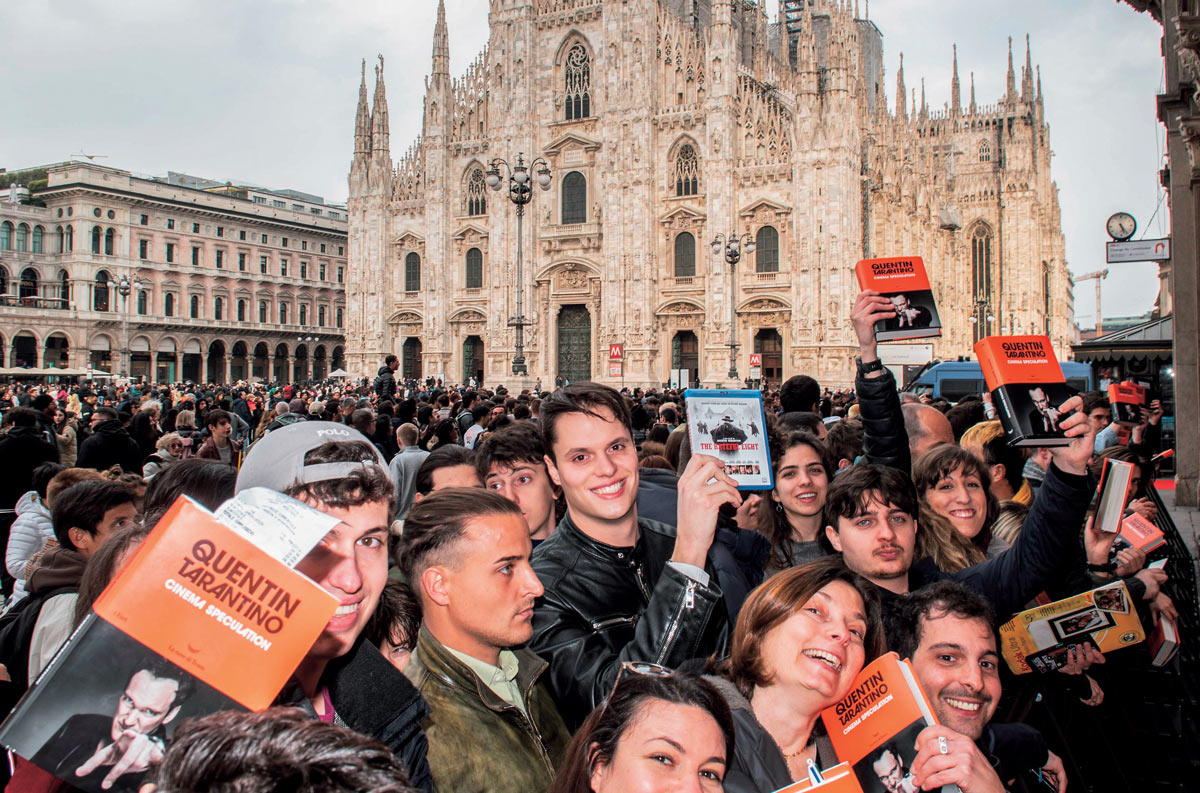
[235,420,388,494]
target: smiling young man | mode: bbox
[235,421,433,792]
[888,581,1066,792]
[398,488,570,793]
[529,382,738,728]
[823,394,1098,625]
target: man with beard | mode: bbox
[888,581,1066,792]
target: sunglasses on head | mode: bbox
[594,661,674,722]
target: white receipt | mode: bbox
[214,487,340,568]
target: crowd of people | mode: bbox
[0,289,1186,793]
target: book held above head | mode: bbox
[1107,381,1147,426]
[974,335,1075,447]
[854,257,942,342]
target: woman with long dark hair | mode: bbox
[758,431,836,578]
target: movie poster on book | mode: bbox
[684,389,773,490]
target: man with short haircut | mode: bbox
[76,406,143,473]
[888,581,1065,792]
[463,403,492,450]
[455,391,480,438]
[412,445,481,502]
[475,422,561,544]
[29,393,60,448]
[779,374,821,414]
[32,660,194,793]
[235,422,433,791]
[1081,391,1112,436]
[825,417,865,471]
[376,354,399,402]
[4,481,139,695]
[195,409,240,467]
[823,403,1095,623]
[901,402,955,461]
[390,423,429,520]
[399,489,570,793]
[530,382,734,728]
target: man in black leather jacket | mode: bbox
[530,383,738,728]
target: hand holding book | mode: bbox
[1045,395,1092,474]
[850,290,895,370]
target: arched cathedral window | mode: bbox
[674,233,695,278]
[755,226,779,273]
[674,144,699,197]
[978,140,991,163]
[466,169,487,216]
[564,43,591,121]
[971,223,993,341]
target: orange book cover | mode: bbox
[854,257,942,341]
[773,761,864,792]
[974,335,1073,447]
[92,496,338,710]
[1107,382,1146,426]
[1114,512,1165,553]
[820,653,939,792]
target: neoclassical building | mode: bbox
[0,162,347,383]
[345,0,1075,387]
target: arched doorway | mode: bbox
[44,333,70,370]
[311,345,327,380]
[557,305,591,384]
[88,334,112,373]
[754,329,784,385]
[157,338,178,382]
[294,344,308,383]
[207,340,227,384]
[273,344,289,383]
[12,333,38,369]
[130,336,152,379]
[671,330,699,387]
[253,342,269,380]
[403,338,423,381]
[182,338,203,382]
[462,336,483,385]
[231,341,249,381]
[332,346,345,373]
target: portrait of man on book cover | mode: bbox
[881,292,935,331]
[1025,386,1064,433]
[853,721,925,793]
[31,657,195,793]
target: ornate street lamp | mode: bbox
[710,232,755,382]
[114,273,143,379]
[967,298,995,340]
[486,153,552,376]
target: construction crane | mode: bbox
[1076,269,1109,335]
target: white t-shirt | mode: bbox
[464,424,485,450]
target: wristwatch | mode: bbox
[1086,561,1118,574]
[856,357,885,376]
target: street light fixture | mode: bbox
[486,152,552,377]
[114,273,143,379]
[967,298,995,339]
[710,232,755,382]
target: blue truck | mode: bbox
[904,360,1095,402]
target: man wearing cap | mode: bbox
[236,422,433,792]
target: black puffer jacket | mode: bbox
[530,512,728,729]
[376,364,397,401]
[76,419,143,473]
[856,366,911,474]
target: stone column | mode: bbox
[223,355,232,384]
[287,356,296,384]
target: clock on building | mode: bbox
[1106,212,1137,241]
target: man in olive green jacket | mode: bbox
[398,488,571,793]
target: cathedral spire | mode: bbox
[432,0,449,77]
[919,78,927,121]
[354,58,371,158]
[1022,34,1034,102]
[1036,65,1043,103]
[1006,36,1017,102]
[371,54,390,158]
[896,53,907,120]
[950,44,961,116]
[969,71,977,114]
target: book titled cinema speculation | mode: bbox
[998,581,1145,675]
[0,492,340,793]
[854,256,943,342]
[974,335,1074,447]
[1107,381,1147,426]
[819,652,957,793]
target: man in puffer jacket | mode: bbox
[5,463,62,605]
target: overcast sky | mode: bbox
[0,0,1165,325]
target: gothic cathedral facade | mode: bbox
[346,0,1074,387]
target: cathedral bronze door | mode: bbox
[754,329,783,385]
[672,330,699,387]
[462,335,483,384]
[403,338,423,381]
[557,305,591,384]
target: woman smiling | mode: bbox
[707,558,887,793]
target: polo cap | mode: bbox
[235,421,387,494]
